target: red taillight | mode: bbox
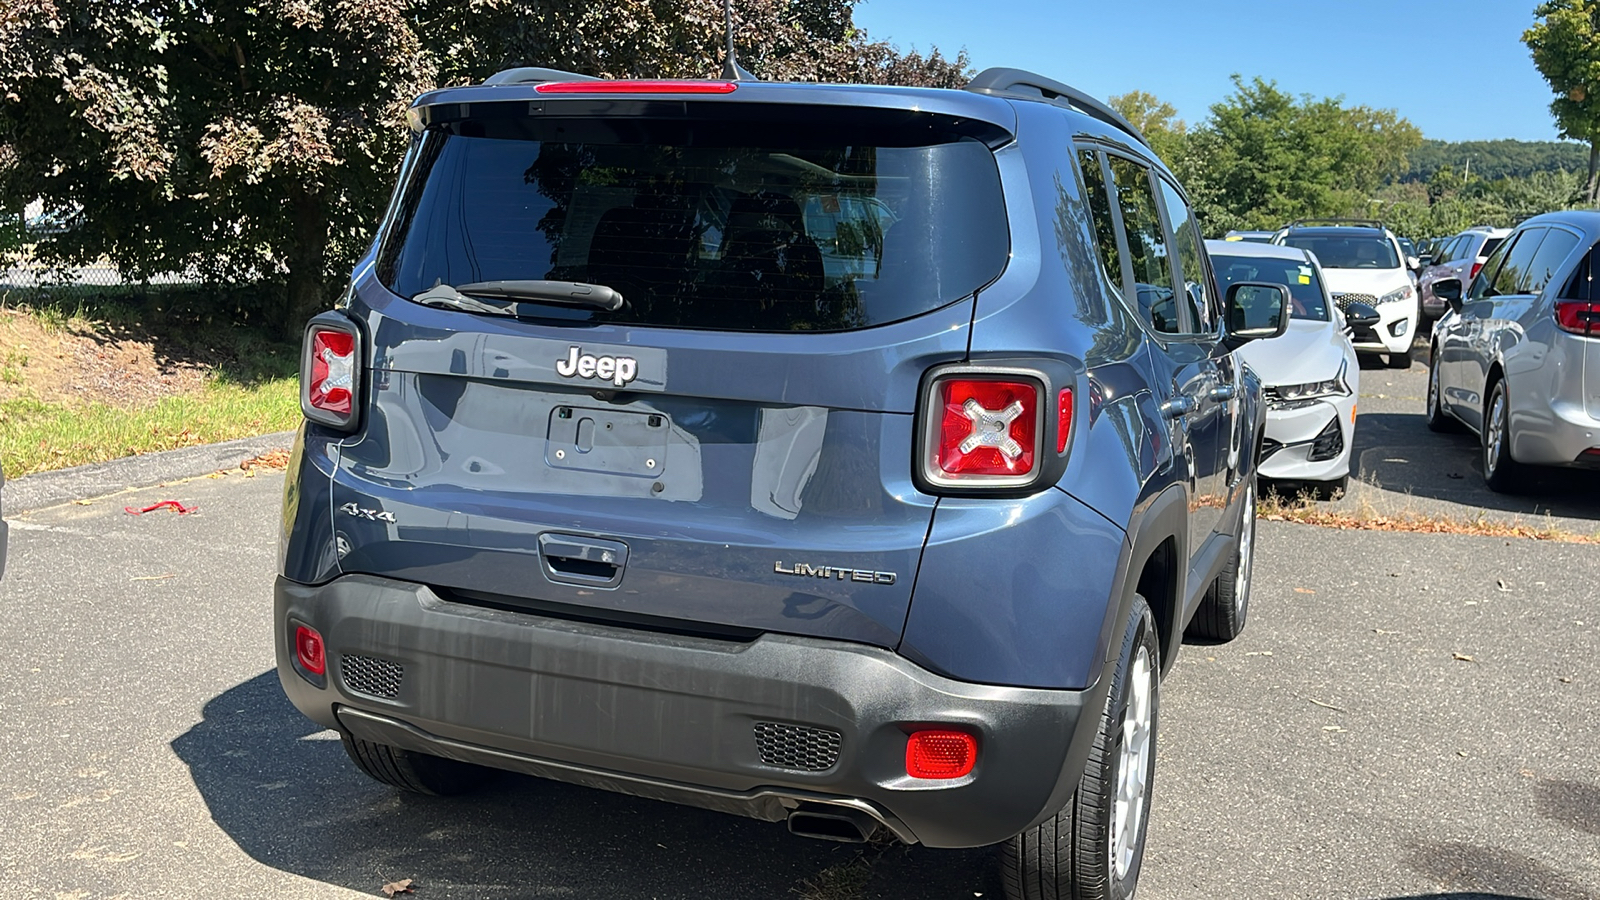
[906,730,977,779]
[935,379,1039,477]
[535,80,738,94]
[1469,262,1483,282]
[302,318,360,430]
[1056,388,1074,454]
[1556,300,1599,336]
[295,625,326,676]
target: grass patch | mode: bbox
[0,379,299,476]
[1258,489,1600,545]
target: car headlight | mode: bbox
[1377,285,1415,305]
[1267,361,1351,404]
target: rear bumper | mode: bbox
[1510,399,1600,466]
[275,574,1104,848]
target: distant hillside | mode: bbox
[1400,139,1589,183]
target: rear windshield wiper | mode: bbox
[453,280,625,312]
[411,280,625,316]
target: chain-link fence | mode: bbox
[1,250,200,306]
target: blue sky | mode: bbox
[853,0,1564,143]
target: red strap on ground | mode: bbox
[123,500,196,516]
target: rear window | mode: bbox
[1210,253,1330,321]
[1279,234,1399,269]
[1479,236,1505,259]
[376,116,1009,332]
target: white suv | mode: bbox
[1274,220,1419,368]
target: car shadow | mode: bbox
[170,672,1000,898]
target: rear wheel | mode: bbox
[1185,478,1254,643]
[1424,345,1463,433]
[1481,379,1525,493]
[1001,595,1159,900]
[341,734,495,796]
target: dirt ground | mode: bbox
[0,306,209,407]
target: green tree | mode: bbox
[1525,0,1600,202]
[0,0,968,336]
[1109,90,1187,163]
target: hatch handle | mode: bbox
[538,533,630,589]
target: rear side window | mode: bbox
[1479,236,1505,259]
[1106,156,1181,334]
[1523,228,1580,296]
[377,118,1009,332]
[1077,149,1123,288]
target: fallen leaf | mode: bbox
[241,448,292,471]
[381,879,414,897]
[1456,750,1469,758]
[1293,587,1315,594]
[72,499,92,505]
[1452,652,1476,663]
[1558,675,1573,684]
[1373,628,1401,635]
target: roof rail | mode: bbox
[964,67,1148,148]
[1286,217,1388,229]
[483,67,600,86]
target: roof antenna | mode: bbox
[721,0,757,81]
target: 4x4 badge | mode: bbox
[774,561,897,585]
[557,346,638,388]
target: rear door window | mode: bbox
[1156,178,1214,332]
[377,117,1009,332]
[1489,229,1546,296]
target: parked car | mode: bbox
[1224,229,1276,243]
[273,65,1288,900]
[1418,226,1511,321]
[1208,240,1361,498]
[1274,219,1419,368]
[1426,211,1600,491]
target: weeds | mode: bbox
[1257,489,1599,544]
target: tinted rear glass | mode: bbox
[377,117,1008,332]
[1279,234,1399,269]
[1480,236,1505,259]
[1210,253,1329,321]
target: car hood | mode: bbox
[1319,267,1410,298]
[1236,319,1353,387]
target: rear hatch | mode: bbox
[329,84,1013,647]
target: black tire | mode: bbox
[1311,474,1349,501]
[1387,347,1413,369]
[1002,595,1159,900]
[341,734,495,796]
[1004,592,1158,890]
[1481,378,1525,494]
[1424,345,1463,433]
[1185,478,1254,643]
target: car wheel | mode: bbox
[1387,347,1413,369]
[1424,346,1463,433]
[1001,595,1159,900]
[1481,379,1525,493]
[1312,474,1349,501]
[1185,478,1254,642]
[341,734,495,795]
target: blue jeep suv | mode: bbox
[275,65,1287,899]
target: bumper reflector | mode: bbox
[295,625,326,676]
[906,730,977,779]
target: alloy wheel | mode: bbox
[1111,645,1155,882]
[1485,388,1505,477]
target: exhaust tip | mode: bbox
[787,807,878,843]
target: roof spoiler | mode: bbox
[965,67,1148,148]
[484,67,599,86]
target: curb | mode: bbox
[3,430,297,516]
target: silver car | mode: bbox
[1419,226,1511,320]
[1426,211,1600,491]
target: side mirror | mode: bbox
[1222,281,1291,350]
[1406,255,1421,271]
[1345,301,1381,331]
[1433,277,1464,315]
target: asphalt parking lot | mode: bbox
[1,356,1596,899]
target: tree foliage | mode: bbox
[0,0,969,335]
[1525,0,1600,200]
[1401,138,1589,183]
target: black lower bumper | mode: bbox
[275,574,1107,848]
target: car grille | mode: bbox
[341,654,405,699]
[754,722,843,772]
[1330,292,1377,313]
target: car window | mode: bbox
[1278,234,1399,269]
[1210,253,1329,321]
[377,122,1009,332]
[1470,234,1518,300]
[1077,149,1123,291]
[1156,178,1214,331]
[1489,228,1546,296]
[1479,236,1505,260]
[1106,156,1182,334]
[1521,228,1580,296]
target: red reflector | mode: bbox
[906,730,977,779]
[294,625,326,676]
[1555,300,1599,336]
[1057,388,1073,454]
[936,379,1038,476]
[535,80,738,94]
[308,329,355,416]
[1469,262,1483,282]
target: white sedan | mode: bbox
[1207,240,1360,498]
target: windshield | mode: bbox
[1279,234,1399,269]
[1210,253,1330,321]
[376,119,1008,332]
